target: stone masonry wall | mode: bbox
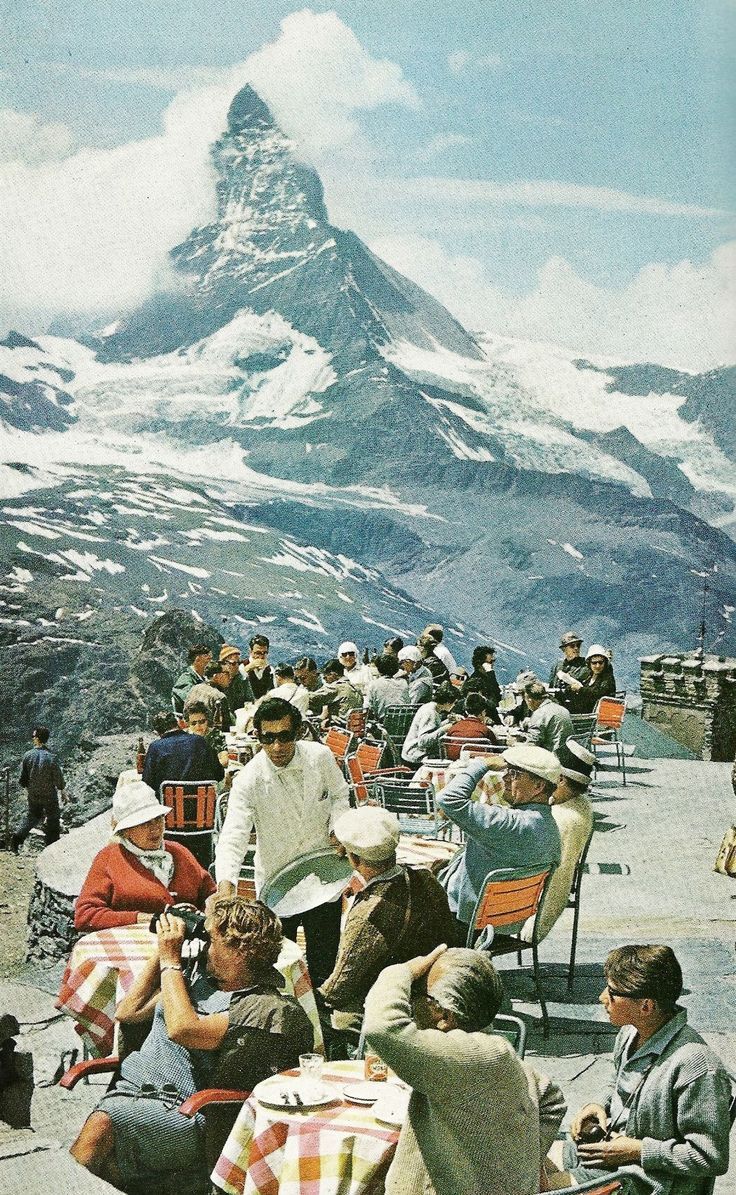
[640,652,736,761]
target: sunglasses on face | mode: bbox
[259,730,297,745]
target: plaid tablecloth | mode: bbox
[212,1061,401,1195]
[396,834,460,869]
[56,925,323,1058]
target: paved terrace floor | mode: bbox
[1,738,735,1192]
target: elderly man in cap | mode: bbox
[397,645,434,705]
[318,807,456,1030]
[524,680,575,758]
[521,738,595,944]
[363,945,566,1195]
[436,744,562,936]
[548,632,591,708]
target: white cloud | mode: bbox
[371,234,736,371]
[447,50,501,74]
[72,65,225,91]
[0,108,75,164]
[0,9,418,330]
[415,132,473,161]
[374,175,726,219]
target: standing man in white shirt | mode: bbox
[214,697,350,987]
[423,624,459,675]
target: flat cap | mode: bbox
[333,807,401,862]
[502,743,561,786]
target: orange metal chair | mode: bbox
[591,697,627,785]
[345,709,367,738]
[345,751,411,805]
[468,864,553,1035]
[160,780,219,866]
[355,741,385,773]
[324,727,354,767]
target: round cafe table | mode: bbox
[212,1059,406,1195]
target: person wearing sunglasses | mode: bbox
[546,944,731,1192]
[213,697,350,987]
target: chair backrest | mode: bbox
[346,754,372,805]
[324,727,353,764]
[570,714,596,745]
[569,826,595,907]
[488,1013,527,1058]
[161,781,218,831]
[345,709,367,738]
[374,778,436,826]
[595,696,626,731]
[442,735,500,761]
[355,741,384,773]
[383,705,420,746]
[470,865,551,939]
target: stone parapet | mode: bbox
[640,651,736,761]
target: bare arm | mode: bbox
[115,950,162,1024]
[156,914,230,1051]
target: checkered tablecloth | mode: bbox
[413,762,506,805]
[56,925,323,1058]
[212,1061,400,1195]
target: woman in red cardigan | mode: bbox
[74,781,216,932]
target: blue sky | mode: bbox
[1,1,734,365]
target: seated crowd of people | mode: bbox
[54,623,730,1194]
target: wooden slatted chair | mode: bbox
[468,864,553,1035]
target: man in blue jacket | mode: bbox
[142,706,224,797]
[13,725,66,851]
[437,743,561,936]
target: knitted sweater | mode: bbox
[364,962,566,1195]
[74,841,216,931]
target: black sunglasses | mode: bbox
[259,730,297,745]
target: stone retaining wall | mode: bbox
[26,813,110,963]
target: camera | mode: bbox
[576,1121,608,1144]
[149,903,208,942]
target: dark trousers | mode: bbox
[14,793,61,848]
[280,898,342,991]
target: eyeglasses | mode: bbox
[258,730,297,745]
[505,766,530,780]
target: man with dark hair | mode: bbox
[152,710,178,737]
[444,691,497,761]
[524,680,574,758]
[268,663,310,715]
[422,624,459,675]
[142,703,224,796]
[364,945,565,1195]
[214,696,350,987]
[466,645,502,708]
[401,681,460,769]
[321,658,363,718]
[172,644,213,714]
[417,634,451,687]
[437,743,562,936]
[240,634,274,700]
[12,726,66,852]
[70,898,313,1193]
[365,653,410,721]
[383,636,404,657]
[549,944,731,1194]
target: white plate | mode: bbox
[372,1089,411,1127]
[342,1081,381,1105]
[253,1077,337,1111]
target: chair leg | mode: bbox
[531,942,549,1038]
[619,732,627,786]
[568,896,581,993]
[516,948,522,966]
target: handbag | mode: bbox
[714,826,736,877]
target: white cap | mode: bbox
[397,645,421,663]
[338,641,358,656]
[333,807,401,862]
[502,744,561,786]
[113,782,170,833]
[586,644,609,661]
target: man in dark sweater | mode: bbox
[142,706,225,796]
[13,725,66,851]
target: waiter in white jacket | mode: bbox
[214,696,350,987]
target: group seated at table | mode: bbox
[70,898,313,1194]
[75,779,216,933]
[318,805,458,1038]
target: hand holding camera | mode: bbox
[570,1103,609,1143]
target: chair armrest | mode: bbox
[178,1089,251,1118]
[59,1056,120,1089]
[363,766,413,777]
